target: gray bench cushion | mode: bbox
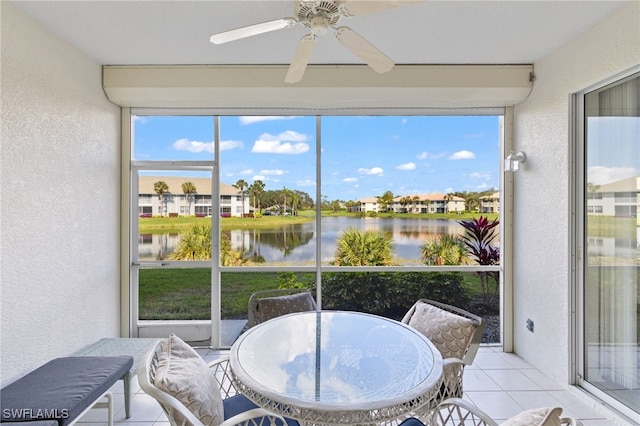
[1,356,133,426]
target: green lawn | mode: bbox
[138,268,491,320]
[139,269,315,320]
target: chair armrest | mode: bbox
[221,407,287,426]
[442,357,467,368]
[427,398,498,426]
[560,417,581,426]
[208,356,238,398]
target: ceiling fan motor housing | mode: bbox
[297,1,342,33]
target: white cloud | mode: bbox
[239,116,300,125]
[358,167,384,176]
[470,172,491,180]
[259,169,284,176]
[587,166,637,185]
[449,150,476,160]
[172,138,214,153]
[343,177,358,183]
[396,162,416,171]
[239,169,253,175]
[220,140,244,151]
[401,118,408,125]
[172,138,242,153]
[253,175,265,181]
[417,151,446,160]
[251,131,309,154]
[297,179,316,187]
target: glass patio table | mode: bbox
[229,311,443,426]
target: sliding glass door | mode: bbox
[577,69,639,419]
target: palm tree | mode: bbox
[290,191,302,216]
[282,187,293,215]
[443,193,453,213]
[331,227,394,266]
[399,196,412,213]
[234,179,248,216]
[420,234,469,265]
[377,190,395,212]
[248,180,265,213]
[181,181,197,217]
[412,195,420,213]
[168,224,211,260]
[154,180,169,216]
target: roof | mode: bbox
[594,176,639,193]
[393,193,465,202]
[358,193,465,203]
[138,176,240,196]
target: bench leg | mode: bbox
[124,374,131,418]
[68,391,113,426]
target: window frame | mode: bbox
[571,65,640,422]
[125,108,510,348]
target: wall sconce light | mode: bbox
[505,151,526,172]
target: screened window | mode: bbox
[130,113,504,346]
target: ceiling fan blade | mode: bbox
[285,35,316,84]
[210,18,296,44]
[339,0,427,16]
[335,26,394,74]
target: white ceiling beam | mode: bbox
[103,64,533,109]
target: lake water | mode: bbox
[138,216,470,265]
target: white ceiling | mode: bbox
[9,0,629,68]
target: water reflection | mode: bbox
[138,216,468,264]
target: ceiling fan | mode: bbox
[209,0,427,84]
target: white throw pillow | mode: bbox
[500,407,563,426]
[154,334,224,426]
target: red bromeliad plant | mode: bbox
[459,216,500,310]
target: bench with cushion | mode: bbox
[1,356,133,426]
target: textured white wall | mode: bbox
[512,2,640,382]
[1,3,121,384]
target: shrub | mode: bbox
[320,271,470,320]
[331,227,394,266]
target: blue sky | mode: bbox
[133,115,500,201]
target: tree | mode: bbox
[181,181,197,217]
[443,193,453,213]
[234,179,248,216]
[169,224,247,265]
[248,180,265,213]
[282,187,292,215]
[290,191,301,216]
[154,180,169,216]
[169,224,211,260]
[412,195,420,213]
[399,196,412,213]
[331,227,395,266]
[377,191,395,212]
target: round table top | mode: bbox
[230,311,443,425]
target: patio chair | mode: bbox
[399,398,581,425]
[401,299,485,408]
[138,334,298,426]
[247,288,317,328]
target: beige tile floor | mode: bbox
[77,346,636,426]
